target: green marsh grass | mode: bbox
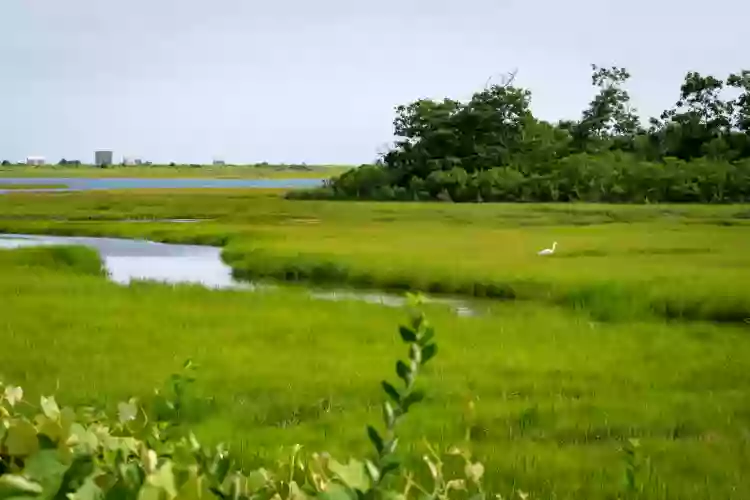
[0,190,748,322]
[1,245,750,498]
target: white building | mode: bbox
[26,156,45,165]
[122,156,143,166]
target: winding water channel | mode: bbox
[0,233,475,316]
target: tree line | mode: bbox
[292,66,750,203]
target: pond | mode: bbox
[0,234,475,316]
[0,177,323,192]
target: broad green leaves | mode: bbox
[23,449,69,497]
[0,474,43,499]
[40,396,60,420]
[117,399,138,424]
[328,459,371,493]
[5,420,39,456]
[3,386,23,407]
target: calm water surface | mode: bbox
[0,234,474,316]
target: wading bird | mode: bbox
[538,241,557,256]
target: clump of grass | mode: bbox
[0,244,105,276]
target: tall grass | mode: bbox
[1,245,750,497]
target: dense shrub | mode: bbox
[295,154,750,203]
[291,67,750,203]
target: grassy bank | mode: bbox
[0,183,68,189]
[0,189,748,323]
[0,164,350,179]
[1,245,750,498]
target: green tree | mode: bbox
[383,72,533,184]
[571,65,640,152]
[727,70,750,132]
[658,71,734,160]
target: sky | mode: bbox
[0,0,747,165]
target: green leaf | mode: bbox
[381,401,396,428]
[40,396,60,420]
[402,390,425,412]
[57,455,96,499]
[210,452,231,484]
[0,475,43,499]
[366,426,383,454]
[380,382,400,404]
[410,314,424,331]
[384,437,399,455]
[364,460,380,484]
[4,385,23,407]
[318,483,356,500]
[464,462,485,484]
[23,449,69,497]
[5,419,40,456]
[328,459,371,493]
[136,484,162,500]
[398,326,417,343]
[67,423,99,453]
[148,461,177,499]
[246,469,270,493]
[418,327,435,346]
[380,457,400,477]
[395,361,411,386]
[177,471,210,500]
[288,480,308,500]
[380,491,406,500]
[68,477,103,500]
[117,400,138,424]
[37,417,63,443]
[421,344,438,365]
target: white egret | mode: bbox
[538,241,557,256]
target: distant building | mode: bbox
[26,156,45,166]
[213,157,225,166]
[95,150,113,167]
[122,156,143,166]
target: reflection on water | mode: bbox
[0,234,475,316]
[0,234,240,288]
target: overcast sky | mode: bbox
[0,0,746,165]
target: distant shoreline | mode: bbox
[0,164,352,179]
[0,183,69,190]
